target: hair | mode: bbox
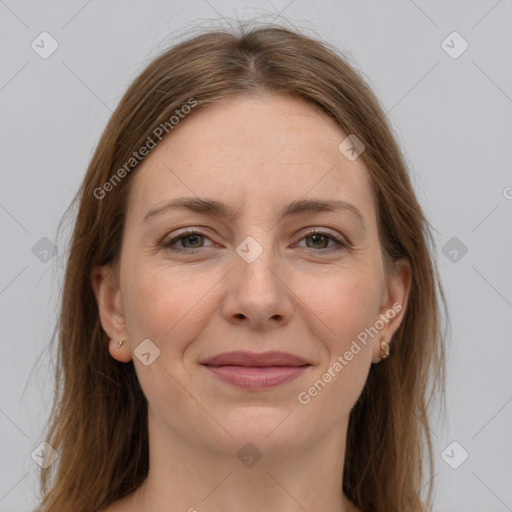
[35,22,447,512]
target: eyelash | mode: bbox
[162,228,349,255]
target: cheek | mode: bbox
[303,266,383,346]
[121,263,218,345]
[297,266,382,403]
[121,265,218,408]
[298,279,377,420]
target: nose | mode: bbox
[221,240,294,330]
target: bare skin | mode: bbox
[94,94,411,512]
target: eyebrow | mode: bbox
[143,196,366,227]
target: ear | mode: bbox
[371,257,412,363]
[91,263,132,363]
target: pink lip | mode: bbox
[203,365,310,389]
[200,351,311,390]
[200,350,309,367]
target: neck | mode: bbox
[130,407,359,512]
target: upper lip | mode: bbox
[200,351,310,367]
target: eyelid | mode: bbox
[293,228,350,253]
[161,226,350,253]
[161,227,217,249]
[296,226,349,244]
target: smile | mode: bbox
[202,364,311,389]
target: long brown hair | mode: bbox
[36,22,446,512]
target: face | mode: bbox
[93,94,410,459]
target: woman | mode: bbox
[36,23,446,512]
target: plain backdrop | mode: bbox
[1,1,511,511]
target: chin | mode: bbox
[201,406,317,457]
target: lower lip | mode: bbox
[202,365,310,389]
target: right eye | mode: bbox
[162,229,216,252]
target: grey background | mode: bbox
[1,1,511,511]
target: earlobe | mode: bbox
[91,264,132,363]
[107,337,133,363]
[372,336,390,364]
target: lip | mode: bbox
[200,351,312,390]
[200,350,309,367]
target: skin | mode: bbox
[93,94,411,512]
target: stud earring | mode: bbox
[115,339,125,349]
[380,338,390,360]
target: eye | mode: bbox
[296,228,349,253]
[162,229,215,252]
[161,228,349,254]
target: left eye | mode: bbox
[162,229,348,253]
[297,230,347,251]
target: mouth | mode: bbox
[200,351,312,390]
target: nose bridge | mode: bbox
[234,231,279,293]
[224,230,292,327]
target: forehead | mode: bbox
[128,94,376,222]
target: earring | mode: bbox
[115,339,125,349]
[380,338,390,360]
